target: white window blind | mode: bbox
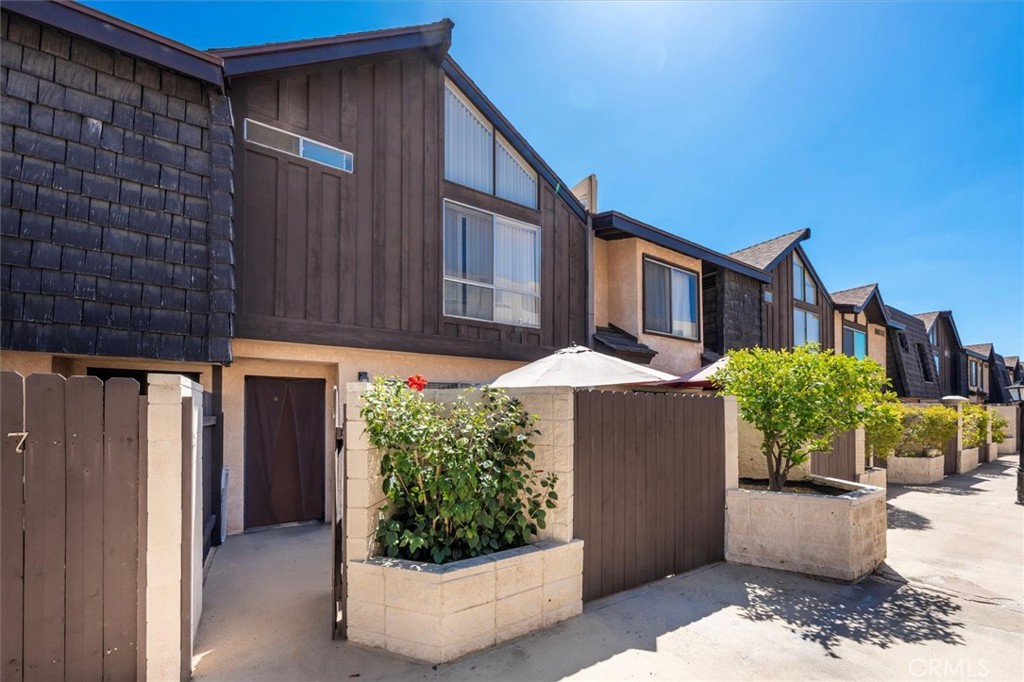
[443,201,540,327]
[643,259,699,340]
[444,84,493,194]
[495,135,537,209]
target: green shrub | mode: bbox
[961,403,990,449]
[713,344,894,490]
[900,405,959,455]
[991,411,1009,445]
[864,401,905,461]
[360,377,557,564]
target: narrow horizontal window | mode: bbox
[443,200,540,328]
[244,118,353,173]
[643,258,699,340]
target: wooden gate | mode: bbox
[1,372,146,682]
[810,430,859,481]
[574,390,726,603]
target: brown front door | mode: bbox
[244,377,326,529]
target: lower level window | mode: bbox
[842,326,867,360]
[643,258,699,340]
[443,201,540,327]
[794,308,820,347]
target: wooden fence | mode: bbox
[810,430,859,481]
[1,372,146,682]
[574,389,726,602]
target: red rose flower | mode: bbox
[407,374,427,391]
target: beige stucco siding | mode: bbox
[0,350,55,377]
[599,238,703,377]
[833,312,887,367]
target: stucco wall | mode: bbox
[991,404,1018,455]
[832,313,886,366]
[600,238,703,377]
[221,339,525,535]
[0,350,54,376]
[593,238,609,328]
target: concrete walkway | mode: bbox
[193,457,1024,681]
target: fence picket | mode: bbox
[1,372,26,682]
[64,377,105,680]
[23,374,67,682]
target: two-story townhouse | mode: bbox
[829,283,897,367]
[0,1,235,544]
[727,228,836,351]
[914,311,968,398]
[1005,356,1023,386]
[884,306,943,401]
[589,210,770,375]
[964,343,1012,404]
[208,22,591,533]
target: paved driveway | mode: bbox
[193,456,1023,681]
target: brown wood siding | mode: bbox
[763,252,834,351]
[810,430,859,482]
[230,52,587,360]
[934,319,962,396]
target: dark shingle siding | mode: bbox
[1,10,234,363]
[885,305,942,400]
[703,266,763,355]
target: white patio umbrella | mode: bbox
[490,345,678,388]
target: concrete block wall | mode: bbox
[886,454,944,485]
[145,374,202,682]
[737,416,810,482]
[991,404,1018,456]
[343,383,581,661]
[347,540,583,663]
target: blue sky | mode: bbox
[88,1,1023,356]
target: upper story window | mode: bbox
[244,118,353,172]
[792,254,817,305]
[794,308,820,347]
[981,363,988,390]
[444,82,538,209]
[933,350,941,376]
[969,359,979,387]
[443,200,540,328]
[927,324,937,346]
[842,326,867,360]
[918,344,936,382]
[643,258,699,340]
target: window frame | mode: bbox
[793,307,820,347]
[842,324,868,360]
[444,79,538,209]
[243,117,354,173]
[641,256,701,342]
[442,198,541,329]
[970,359,978,387]
[792,253,817,305]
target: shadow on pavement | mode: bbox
[739,573,964,658]
[886,503,932,530]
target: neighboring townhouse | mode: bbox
[964,343,1012,404]
[728,228,836,351]
[209,22,591,533]
[915,311,968,398]
[1005,356,1023,385]
[829,283,896,366]
[883,306,943,401]
[590,210,770,375]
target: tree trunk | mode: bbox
[765,450,786,492]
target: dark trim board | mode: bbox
[235,313,556,362]
[593,212,772,283]
[3,0,225,86]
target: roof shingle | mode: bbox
[729,228,809,270]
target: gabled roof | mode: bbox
[210,20,454,76]
[5,0,224,85]
[729,228,810,271]
[913,310,964,349]
[1005,356,1020,369]
[884,305,942,400]
[965,343,994,360]
[592,212,771,282]
[830,283,900,328]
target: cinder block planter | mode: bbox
[857,466,886,488]
[984,443,998,463]
[725,476,886,582]
[957,447,979,474]
[886,455,944,485]
[346,540,583,663]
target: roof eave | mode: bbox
[592,211,772,283]
[216,19,453,77]
[5,0,224,87]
